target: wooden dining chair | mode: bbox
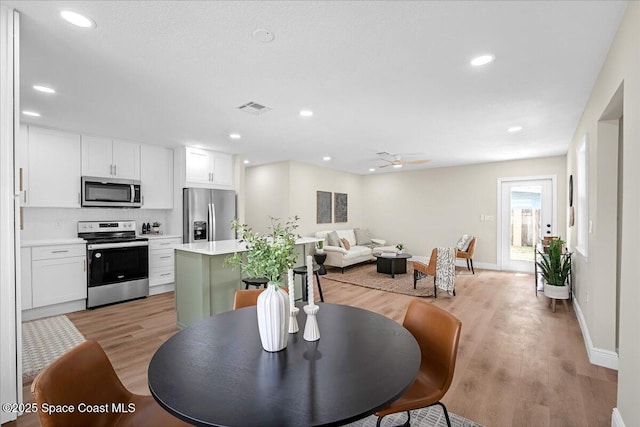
[31,340,190,427]
[375,300,462,427]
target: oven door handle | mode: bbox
[88,241,149,250]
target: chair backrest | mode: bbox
[233,289,265,309]
[466,237,476,256]
[403,300,462,399]
[31,340,131,427]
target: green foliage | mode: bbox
[226,216,300,285]
[152,222,161,227]
[396,242,404,251]
[536,238,571,286]
[316,240,324,249]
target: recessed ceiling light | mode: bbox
[60,10,96,28]
[369,168,375,172]
[322,156,331,161]
[507,126,523,133]
[22,111,41,117]
[33,85,55,94]
[300,110,314,117]
[393,164,403,169]
[470,54,495,67]
[229,133,241,140]
[243,159,250,165]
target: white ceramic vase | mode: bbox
[256,283,290,352]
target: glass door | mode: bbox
[500,178,554,272]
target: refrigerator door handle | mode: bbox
[209,203,216,241]
[208,203,215,241]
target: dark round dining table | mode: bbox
[148,302,420,427]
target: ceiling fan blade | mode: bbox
[404,159,431,165]
[379,164,392,168]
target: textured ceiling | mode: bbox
[6,0,628,174]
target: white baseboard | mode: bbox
[573,297,619,370]
[22,299,86,322]
[150,283,175,295]
[612,408,625,427]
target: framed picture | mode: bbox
[569,175,573,207]
[316,191,332,224]
[334,193,348,223]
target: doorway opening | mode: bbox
[498,177,556,272]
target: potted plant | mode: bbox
[536,237,571,302]
[316,240,324,254]
[395,243,404,254]
[152,222,161,234]
[226,216,299,352]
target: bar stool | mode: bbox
[241,277,269,290]
[292,265,324,303]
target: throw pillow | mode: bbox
[340,238,351,250]
[326,231,341,247]
[456,235,473,252]
[354,228,372,245]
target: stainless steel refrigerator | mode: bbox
[183,188,237,243]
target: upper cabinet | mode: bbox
[183,147,233,189]
[141,145,173,209]
[24,126,81,208]
[81,136,140,180]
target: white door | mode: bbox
[500,178,555,272]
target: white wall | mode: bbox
[361,156,566,262]
[245,161,365,235]
[565,2,639,425]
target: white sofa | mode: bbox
[314,229,396,272]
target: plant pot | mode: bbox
[397,249,404,255]
[256,283,290,352]
[152,226,160,234]
[543,283,570,300]
[316,248,324,255]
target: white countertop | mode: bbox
[21,238,87,247]
[174,237,322,256]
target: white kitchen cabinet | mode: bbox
[31,244,87,308]
[141,144,173,209]
[81,136,140,180]
[21,247,32,310]
[149,237,181,287]
[26,126,82,207]
[184,147,233,189]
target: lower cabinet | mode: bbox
[149,237,182,287]
[22,243,87,310]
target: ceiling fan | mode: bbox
[376,151,431,168]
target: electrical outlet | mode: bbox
[486,215,495,221]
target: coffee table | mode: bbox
[375,253,411,278]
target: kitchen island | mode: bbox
[174,237,319,328]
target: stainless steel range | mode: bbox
[78,221,149,308]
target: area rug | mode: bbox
[22,315,85,382]
[324,262,438,297]
[346,405,483,427]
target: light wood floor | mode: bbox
[10,268,617,427]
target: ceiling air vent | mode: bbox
[237,101,272,115]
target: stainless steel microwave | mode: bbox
[81,177,142,208]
